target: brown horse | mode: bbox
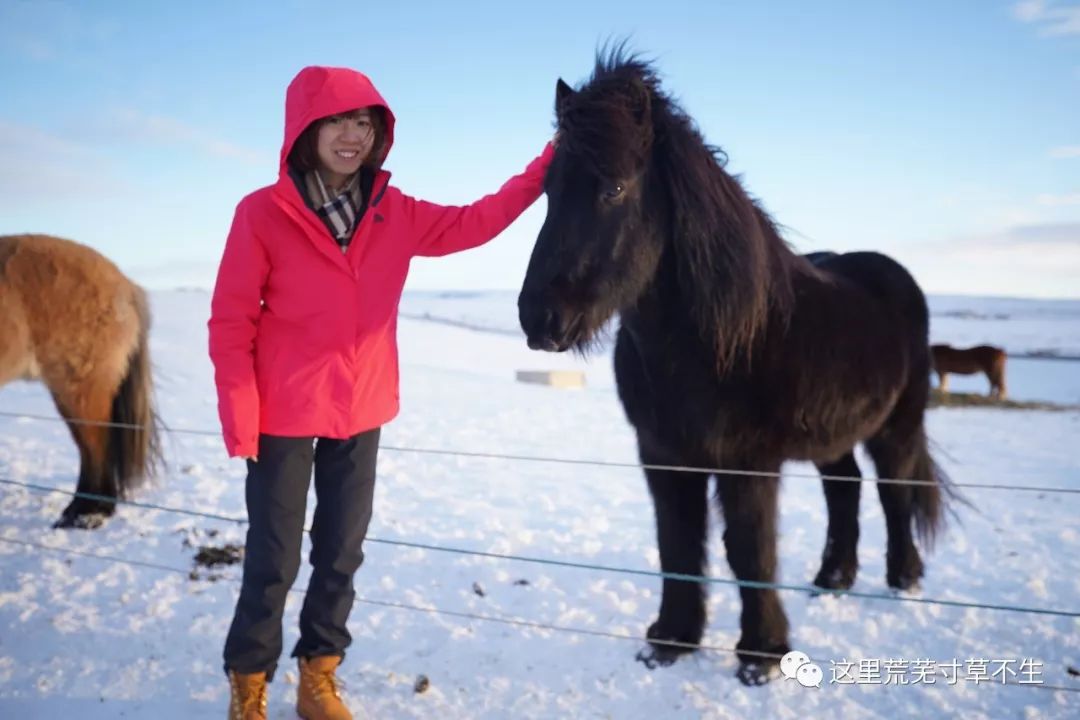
[0,234,162,528]
[930,343,1007,399]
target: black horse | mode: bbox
[518,51,950,685]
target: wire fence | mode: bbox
[1,409,1078,495]
[1,404,1079,700]
[0,535,1075,695]
[1,476,1078,619]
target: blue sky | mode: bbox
[1,0,1078,298]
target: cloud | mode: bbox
[1036,193,1080,206]
[0,0,119,64]
[937,223,1080,277]
[1049,145,1080,158]
[1014,0,1046,21]
[905,222,1080,298]
[957,222,1080,246]
[0,112,265,205]
[1012,0,1080,36]
[0,1,69,61]
[5,33,55,61]
[0,120,124,200]
[99,107,271,166]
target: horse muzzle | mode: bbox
[519,297,582,353]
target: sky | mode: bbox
[1,0,1078,299]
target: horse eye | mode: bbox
[602,183,625,201]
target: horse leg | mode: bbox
[716,470,790,685]
[635,465,709,669]
[988,368,1005,399]
[866,434,926,590]
[937,371,948,392]
[991,366,1006,399]
[53,381,117,529]
[812,453,861,590]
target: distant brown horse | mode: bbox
[930,344,1007,399]
[0,234,162,528]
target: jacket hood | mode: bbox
[280,65,396,175]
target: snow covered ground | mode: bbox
[399,291,1080,404]
[399,290,1080,357]
[0,289,1077,718]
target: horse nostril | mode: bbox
[542,307,563,338]
[518,298,569,352]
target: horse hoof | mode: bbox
[635,646,682,669]
[55,498,116,530]
[636,619,703,669]
[736,660,780,686]
[53,512,107,530]
[812,565,856,592]
[636,638,693,669]
[887,573,922,593]
[887,557,924,592]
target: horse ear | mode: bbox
[556,78,574,112]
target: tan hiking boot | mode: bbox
[297,655,352,720]
[227,670,268,720]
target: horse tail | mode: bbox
[875,268,962,549]
[908,426,952,548]
[108,286,162,497]
[905,335,970,548]
[992,348,1008,398]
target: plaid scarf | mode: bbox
[304,170,365,253]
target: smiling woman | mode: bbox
[206,64,556,720]
[288,108,386,190]
[284,106,389,253]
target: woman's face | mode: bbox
[316,109,375,188]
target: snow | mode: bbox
[0,289,1077,718]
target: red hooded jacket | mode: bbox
[208,66,553,457]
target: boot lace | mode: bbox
[230,674,267,718]
[304,664,343,701]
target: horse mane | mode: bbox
[584,48,798,370]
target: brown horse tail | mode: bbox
[993,350,1008,398]
[108,287,163,497]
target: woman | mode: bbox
[209,65,554,720]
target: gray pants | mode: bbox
[223,428,379,680]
